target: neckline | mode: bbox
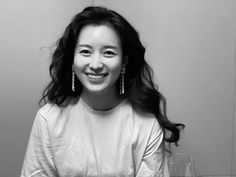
[79,97,127,114]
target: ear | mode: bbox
[122,56,129,67]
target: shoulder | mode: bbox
[133,106,160,130]
[33,103,71,134]
[38,103,60,117]
[124,102,162,135]
[35,103,64,124]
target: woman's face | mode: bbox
[74,24,123,96]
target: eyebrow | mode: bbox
[102,45,119,50]
[77,44,119,50]
[77,44,92,49]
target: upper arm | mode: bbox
[136,119,166,177]
[21,111,57,177]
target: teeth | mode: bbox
[87,74,104,79]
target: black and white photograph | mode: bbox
[0,1,236,177]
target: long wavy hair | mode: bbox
[40,6,185,146]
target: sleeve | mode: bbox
[136,119,167,177]
[21,111,58,177]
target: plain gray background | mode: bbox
[0,0,236,176]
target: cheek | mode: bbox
[74,55,86,70]
[110,63,122,77]
[73,56,86,80]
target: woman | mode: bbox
[21,6,184,177]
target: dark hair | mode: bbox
[40,6,185,147]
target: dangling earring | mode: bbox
[120,67,126,95]
[72,65,75,92]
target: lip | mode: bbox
[85,73,108,80]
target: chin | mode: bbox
[84,87,108,95]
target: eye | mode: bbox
[79,49,91,56]
[104,50,116,57]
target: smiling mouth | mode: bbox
[85,73,108,79]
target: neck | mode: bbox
[81,90,124,111]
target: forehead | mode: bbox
[77,24,121,47]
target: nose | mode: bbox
[89,54,103,72]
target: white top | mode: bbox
[21,98,165,177]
